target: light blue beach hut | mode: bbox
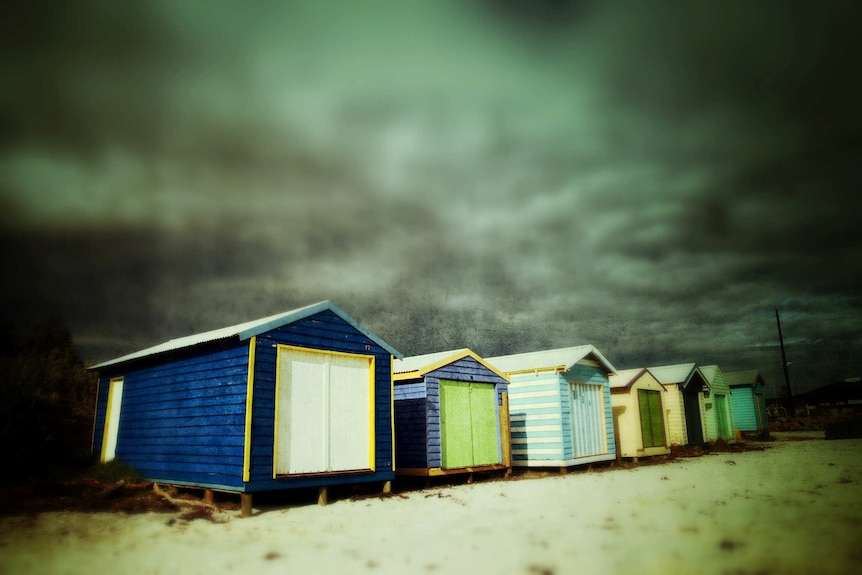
[487,346,616,468]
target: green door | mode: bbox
[715,395,730,439]
[638,389,666,448]
[470,383,500,466]
[440,380,500,469]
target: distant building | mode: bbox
[795,378,862,416]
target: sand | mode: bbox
[2,433,861,575]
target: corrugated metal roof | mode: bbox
[609,367,647,389]
[647,363,698,385]
[724,369,762,387]
[393,348,508,381]
[486,345,616,375]
[90,300,401,370]
[393,348,472,374]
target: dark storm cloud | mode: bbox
[1,0,860,394]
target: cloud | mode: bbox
[1,0,860,393]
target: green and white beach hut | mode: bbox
[487,346,616,468]
[725,370,769,432]
[699,365,736,441]
[609,368,671,459]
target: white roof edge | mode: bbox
[90,300,401,370]
[487,344,616,374]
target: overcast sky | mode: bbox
[2,0,860,397]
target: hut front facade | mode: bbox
[609,368,671,459]
[647,363,709,446]
[487,346,616,468]
[725,369,769,432]
[90,301,401,513]
[699,365,736,441]
[392,349,510,476]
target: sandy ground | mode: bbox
[2,433,861,575]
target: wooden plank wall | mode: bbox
[247,309,395,490]
[508,372,564,463]
[92,343,250,489]
[394,381,429,468]
[730,387,758,431]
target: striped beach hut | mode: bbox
[487,346,616,468]
[699,365,736,442]
[392,349,510,477]
[647,363,709,446]
[609,368,671,459]
[89,301,401,515]
[725,370,769,432]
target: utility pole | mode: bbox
[775,309,794,416]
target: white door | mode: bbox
[275,347,374,475]
[101,377,124,462]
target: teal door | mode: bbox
[440,380,499,469]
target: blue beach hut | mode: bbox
[392,349,510,478]
[89,300,401,516]
[486,346,617,468]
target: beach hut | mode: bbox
[89,300,401,516]
[486,346,616,468]
[724,370,769,432]
[647,363,709,446]
[392,349,510,477]
[699,365,736,442]
[609,368,671,459]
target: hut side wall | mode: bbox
[508,372,565,465]
[394,381,429,468]
[92,343,250,489]
[245,309,396,491]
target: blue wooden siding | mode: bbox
[93,308,396,493]
[426,379,442,467]
[92,344,250,489]
[394,382,429,468]
[245,309,395,491]
[508,372,565,463]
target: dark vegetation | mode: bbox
[0,316,97,485]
